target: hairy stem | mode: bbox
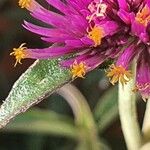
[142,98,150,142]
[118,64,142,150]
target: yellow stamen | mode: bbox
[106,64,132,85]
[135,5,150,26]
[10,43,28,67]
[88,26,104,47]
[70,61,87,79]
[18,0,32,9]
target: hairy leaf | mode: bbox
[0,58,71,128]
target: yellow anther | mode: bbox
[10,43,28,67]
[136,5,150,26]
[18,0,32,9]
[70,61,87,79]
[106,64,132,85]
[88,26,104,47]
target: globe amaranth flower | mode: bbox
[11,0,150,100]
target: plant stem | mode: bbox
[140,142,150,150]
[142,98,150,142]
[118,64,142,150]
[57,84,100,150]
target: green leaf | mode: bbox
[0,58,71,128]
[94,86,118,133]
[2,109,77,138]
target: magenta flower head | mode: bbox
[11,0,150,100]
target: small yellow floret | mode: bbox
[106,64,132,85]
[136,5,150,26]
[18,0,32,9]
[70,61,87,79]
[88,26,104,47]
[10,43,27,67]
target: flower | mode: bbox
[71,61,87,79]
[10,43,28,67]
[18,0,31,9]
[11,0,150,100]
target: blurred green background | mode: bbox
[0,0,146,149]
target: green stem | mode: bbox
[57,84,100,150]
[142,98,150,142]
[118,64,142,150]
